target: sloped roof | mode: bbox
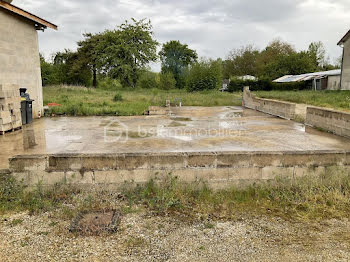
[274,69,341,83]
[0,0,57,30]
[338,30,350,45]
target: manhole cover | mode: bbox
[69,210,121,235]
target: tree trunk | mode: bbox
[92,65,97,88]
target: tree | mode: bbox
[257,39,295,76]
[159,40,198,89]
[99,19,159,87]
[76,33,104,87]
[52,49,91,86]
[186,59,222,92]
[263,51,316,80]
[224,45,260,78]
[308,41,327,69]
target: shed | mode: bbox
[0,0,57,118]
[273,70,341,90]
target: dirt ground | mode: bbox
[1,211,350,262]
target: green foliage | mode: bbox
[40,19,158,88]
[121,170,350,220]
[100,19,159,87]
[113,93,123,102]
[43,85,241,116]
[186,59,223,92]
[224,39,339,81]
[0,174,79,215]
[228,78,308,92]
[159,40,198,89]
[76,33,105,87]
[97,77,123,90]
[159,72,176,90]
[223,45,260,78]
[137,71,159,89]
[263,51,317,80]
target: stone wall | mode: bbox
[9,151,350,189]
[243,87,307,120]
[306,107,350,138]
[0,10,43,118]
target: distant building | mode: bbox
[237,75,257,81]
[0,0,57,118]
[221,79,230,91]
[273,70,341,90]
[338,30,350,90]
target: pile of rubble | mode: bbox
[0,84,22,134]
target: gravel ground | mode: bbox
[1,211,350,262]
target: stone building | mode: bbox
[338,30,350,90]
[0,0,57,118]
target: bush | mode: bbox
[113,93,123,102]
[227,78,309,92]
[137,71,159,89]
[186,59,222,92]
[159,72,176,90]
[98,77,123,90]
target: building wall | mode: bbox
[341,39,350,90]
[0,10,43,118]
[327,75,341,90]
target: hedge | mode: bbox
[227,79,309,92]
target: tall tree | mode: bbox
[224,45,260,78]
[99,18,159,87]
[257,39,295,76]
[307,41,335,71]
[76,33,104,88]
[159,40,198,89]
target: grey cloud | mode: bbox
[13,0,349,69]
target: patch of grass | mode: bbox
[10,219,23,227]
[167,121,186,127]
[255,90,350,112]
[2,168,350,222]
[170,117,192,121]
[43,86,242,116]
[121,171,350,221]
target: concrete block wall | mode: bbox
[0,10,43,118]
[306,107,350,138]
[243,87,307,120]
[8,151,350,188]
[0,84,22,132]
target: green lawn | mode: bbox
[255,90,350,112]
[43,86,242,116]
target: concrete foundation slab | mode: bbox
[2,106,350,170]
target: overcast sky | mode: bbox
[16,0,349,71]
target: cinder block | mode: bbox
[0,115,12,125]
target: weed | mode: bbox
[113,93,123,102]
[10,219,23,227]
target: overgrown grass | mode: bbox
[43,85,242,116]
[2,169,350,221]
[255,90,350,112]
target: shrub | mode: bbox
[186,59,222,92]
[159,72,176,90]
[137,71,159,89]
[113,93,123,102]
[98,77,123,90]
[227,78,309,92]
